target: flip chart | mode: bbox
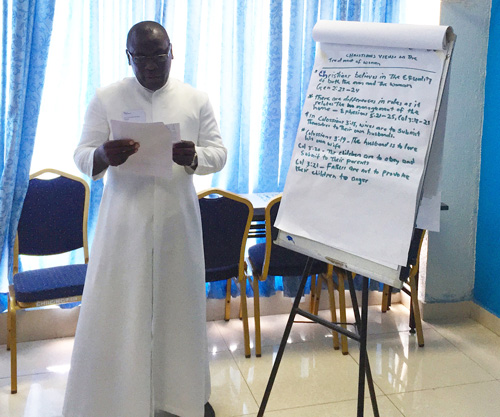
[275,21,454,279]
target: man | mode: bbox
[63,21,226,417]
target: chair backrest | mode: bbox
[198,188,253,282]
[14,169,90,274]
[260,194,327,279]
[261,195,281,278]
[268,196,282,242]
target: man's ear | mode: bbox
[126,50,131,65]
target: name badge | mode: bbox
[122,109,146,122]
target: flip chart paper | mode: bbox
[414,74,449,232]
[312,20,451,51]
[275,21,452,267]
[416,192,442,232]
[110,120,177,178]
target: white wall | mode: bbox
[401,0,441,24]
[423,0,490,303]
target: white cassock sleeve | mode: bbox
[74,95,110,181]
[190,96,227,176]
[75,83,227,179]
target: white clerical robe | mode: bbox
[63,77,227,417]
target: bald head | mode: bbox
[127,21,169,49]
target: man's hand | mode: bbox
[173,141,197,168]
[93,139,140,176]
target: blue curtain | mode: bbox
[0,0,56,311]
[0,0,159,311]
[194,0,401,298]
[0,0,401,310]
[206,0,400,194]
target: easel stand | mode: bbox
[257,258,379,417]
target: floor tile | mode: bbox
[232,341,382,412]
[236,395,403,417]
[349,327,494,395]
[3,306,500,417]
[0,338,74,379]
[215,312,333,355]
[207,321,229,354]
[430,318,500,379]
[209,350,259,417]
[387,380,500,417]
[0,370,68,417]
[317,304,432,336]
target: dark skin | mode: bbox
[92,21,197,176]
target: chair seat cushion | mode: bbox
[206,264,239,283]
[248,243,328,277]
[13,264,87,303]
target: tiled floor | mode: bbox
[2,303,500,416]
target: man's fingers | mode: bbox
[172,149,195,166]
[172,143,194,156]
[108,153,134,166]
[99,140,139,166]
[172,141,195,165]
[173,148,194,157]
[106,146,138,156]
[106,139,137,148]
[173,140,194,149]
[172,149,196,165]
[104,140,138,151]
[104,140,139,156]
[173,156,193,164]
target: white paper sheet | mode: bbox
[110,120,179,178]
[313,20,452,50]
[414,71,450,232]
[416,192,442,232]
[275,21,453,268]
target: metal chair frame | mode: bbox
[248,195,348,357]
[198,188,254,357]
[7,168,90,394]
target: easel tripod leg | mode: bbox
[347,275,379,417]
[257,258,314,417]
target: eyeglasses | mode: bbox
[127,44,172,64]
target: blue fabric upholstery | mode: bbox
[248,198,328,278]
[199,194,250,283]
[13,264,87,303]
[205,265,240,283]
[12,172,89,304]
[248,243,327,277]
[17,176,86,256]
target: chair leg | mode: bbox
[253,276,262,357]
[9,306,17,394]
[314,274,324,315]
[381,284,391,312]
[224,279,231,321]
[409,273,424,347]
[325,274,340,350]
[338,273,349,355]
[7,297,11,351]
[240,277,251,358]
[310,275,317,313]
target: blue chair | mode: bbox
[7,169,90,393]
[248,195,346,357]
[198,188,254,358]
